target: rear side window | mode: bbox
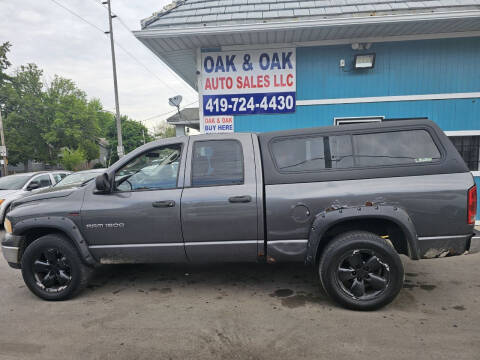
[271,129,441,173]
[271,135,353,172]
[192,140,244,186]
[353,130,441,167]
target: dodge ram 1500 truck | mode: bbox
[2,119,476,310]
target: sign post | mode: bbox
[0,108,8,176]
[198,48,296,133]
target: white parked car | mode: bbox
[52,168,106,188]
[0,171,70,223]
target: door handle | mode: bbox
[152,200,176,208]
[228,195,252,203]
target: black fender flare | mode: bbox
[13,216,97,266]
[305,205,419,264]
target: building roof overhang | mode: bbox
[134,9,480,89]
[166,107,200,127]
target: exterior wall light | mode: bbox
[354,53,376,69]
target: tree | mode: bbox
[0,42,11,85]
[0,42,15,116]
[43,76,100,162]
[3,64,49,169]
[106,116,153,164]
[60,148,86,171]
[154,121,176,138]
[0,41,152,170]
[93,99,115,138]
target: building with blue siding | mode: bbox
[135,0,480,220]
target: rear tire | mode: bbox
[21,234,93,301]
[319,231,404,311]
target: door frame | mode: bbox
[181,133,262,262]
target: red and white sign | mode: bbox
[198,48,296,132]
[203,115,234,134]
[200,48,296,95]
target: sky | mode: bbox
[0,0,198,131]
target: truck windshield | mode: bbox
[55,170,104,187]
[0,174,32,190]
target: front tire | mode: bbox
[21,234,92,301]
[319,231,404,311]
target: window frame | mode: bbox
[446,134,480,172]
[190,139,245,188]
[334,116,384,126]
[269,126,446,175]
[112,143,184,193]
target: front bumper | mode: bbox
[1,232,24,268]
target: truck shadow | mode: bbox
[86,262,330,307]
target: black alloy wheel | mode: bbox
[21,234,93,301]
[335,249,390,300]
[32,248,72,293]
[319,231,404,311]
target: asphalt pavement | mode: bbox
[0,231,479,360]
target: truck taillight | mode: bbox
[468,185,477,225]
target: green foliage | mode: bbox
[159,126,176,138]
[3,64,49,168]
[0,42,12,87]
[154,121,176,138]
[106,116,153,164]
[0,42,13,110]
[0,42,152,169]
[43,76,100,162]
[60,148,86,171]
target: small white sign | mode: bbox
[203,116,234,134]
[0,146,6,157]
[117,145,125,157]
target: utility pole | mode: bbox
[0,108,8,176]
[103,0,124,158]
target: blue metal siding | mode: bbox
[235,37,480,133]
[297,37,480,100]
[235,98,479,132]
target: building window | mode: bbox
[449,136,480,171]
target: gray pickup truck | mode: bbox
[2,120,476,310]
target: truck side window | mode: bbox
[115,144,182,191]
[271,135,353,172]
[192,140,244,187]
[353,130,441,167]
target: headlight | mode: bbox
[0,199,4,205]
[4,218,12,234]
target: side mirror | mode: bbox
[95,173,111,193]
[26,182,40,191]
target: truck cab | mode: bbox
[83,133,262,264]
